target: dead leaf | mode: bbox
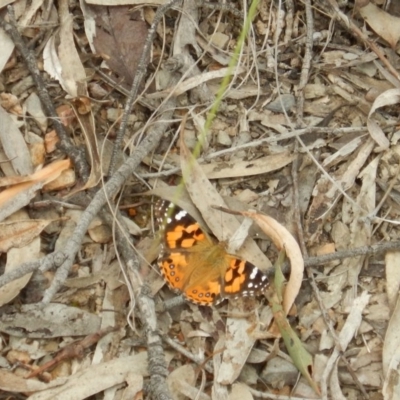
[86,0,166,4]
[0,92,22,115]
[43,12,87,98]
[239,210,304,315]
[383,290,400,377]
[201,152,295,179]
[9,353,148,400]
[0,105,33,176]
[88,217,112,243]
[92,6,148,86]
[321,292,370,398]
[0,159,71,222]
[385,252,400,312]
[229,383,254,400]
[306,138,375,240]
[167,364,197,399]
[42,167,76,191]
[0,236,39,307]
[367,88,400,149]
[179,131,272,272]
[58,9,87,97]
[216,298,261,385]
[24,92,47,133]
[0,219,55,253]
[0,303,101,338]
[147,66,247,99]
[0,27,15,74]
[383,344,400,400]
[67,97,101,192]
[0,370,48,393]
[359,3,400,48]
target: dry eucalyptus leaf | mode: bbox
[88,217,112,243]
[0,27,15,73]
[240,210,303,315]
[67,97,101,193]
[217,298,261,385]
[385,251,400,311]
[383,292,400,377]
[0,303,101,338]
[0,159,71,222]
[229,383,254,400]
[0,235,39,307]
[0,105,33,176]
[167,364,197,399]
[86,0,166,4]
[42,168,76,191]
[359,3,400,48]
[201,152,295,179]
[367,88,400,149]
[92,6,148,86]
[0,219,54,252]
[26,353,149,400]
[58,10,87,97]
[305,138,375,240]
[383,345,400,400]
[24,92,47,133]
[147,66,246,99]
[43,12,87,98]
[321,292,370,398]
[179,132,272,271]
[0,370,49,393]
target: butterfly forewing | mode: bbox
[156,200,219,305]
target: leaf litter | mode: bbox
[0,0,400,399]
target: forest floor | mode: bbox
[0,1,400,399]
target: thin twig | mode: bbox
[304,240,400,267]
[339,354,369,399]
[324,0,400,82]
[103,209,174,400]
[203,126,369,161]
[213,206,400,266]
[291,144,344,354]
[295,0,313,122]
[0,6,90,182]
[195,0,244,18]
[107,0,183,176]
[163,336,213,374]
[0,260,41,288]
[248,387,313,400]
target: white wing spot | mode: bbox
[250,268,258,280]
[175,210,187,221]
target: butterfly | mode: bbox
[156,199,269,306]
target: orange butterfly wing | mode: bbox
[156,200,269,306]
[156,200,223,305]
[223,257,269,298]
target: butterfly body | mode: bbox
[156,200,269,306]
